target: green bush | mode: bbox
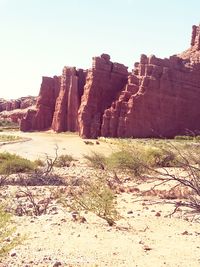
[107,150,147,176]
[0,152,35,175]
[106,144,179,176]
[83,152,106,170]
[54,154,74,167]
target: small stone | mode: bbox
[181,230,189,235]
[53,262,62,267]
[10,250,17,257]
[79,216,87,223]
[127,210,133,214]
[143,245,152,251]
[155,212,161,217]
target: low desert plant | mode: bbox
[63,178,120,226]
[34,159,45,167]
[54,154,74,167]
[174,135,194,140]
[83,151,106,170]
[107,149,147,176]
[0,135,21,142]
[145,146,178,167]
[0,157,35,175]
[0,206,21,257]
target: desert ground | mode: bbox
[0,132,199,267]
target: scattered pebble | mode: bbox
[155,212,161,217]
[127,210,133,214]
[53,261,62,267]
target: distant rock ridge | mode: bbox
[19,24,200,138]
[0,96,36,112]
[0,96,36,124]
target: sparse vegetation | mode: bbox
[83,151,106,170]
[34,159,45,167]
[0,152,35,175]
[64,177,120,226]
[83,144,178,176]
[107,149,146,176]
[54,154,75,167]
[174,135,194,140]
[0,134,21,142]
[0,206,21,257]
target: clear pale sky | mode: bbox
[0,0,200,99]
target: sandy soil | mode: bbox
[1,181,199,267]
[0,132,199,267]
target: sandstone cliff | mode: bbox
[101,25,200,138]
[78,54,128,138]
[20,76,60,131]
[20,24,200,138]
[51,68,86,132]
[20,68,86,132]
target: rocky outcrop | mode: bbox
[101,25,200,138]
[20,76,60,131]
[20,24,200,138]
[51,68,86,132]
[78,54,128,138]
[0,96,36,125]
[0,96,36,112]
[20,68,86,132]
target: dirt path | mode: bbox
[0,131,115,160]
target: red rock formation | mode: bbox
[0,96,36,112]
[20,24,200,139]
[78,54,128,138]
[20,109,37,131]
[20,68,86,132]
[51,67,86,132]
[101,25,200,138]
[20,76,60,131]
[191,24,200,50]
